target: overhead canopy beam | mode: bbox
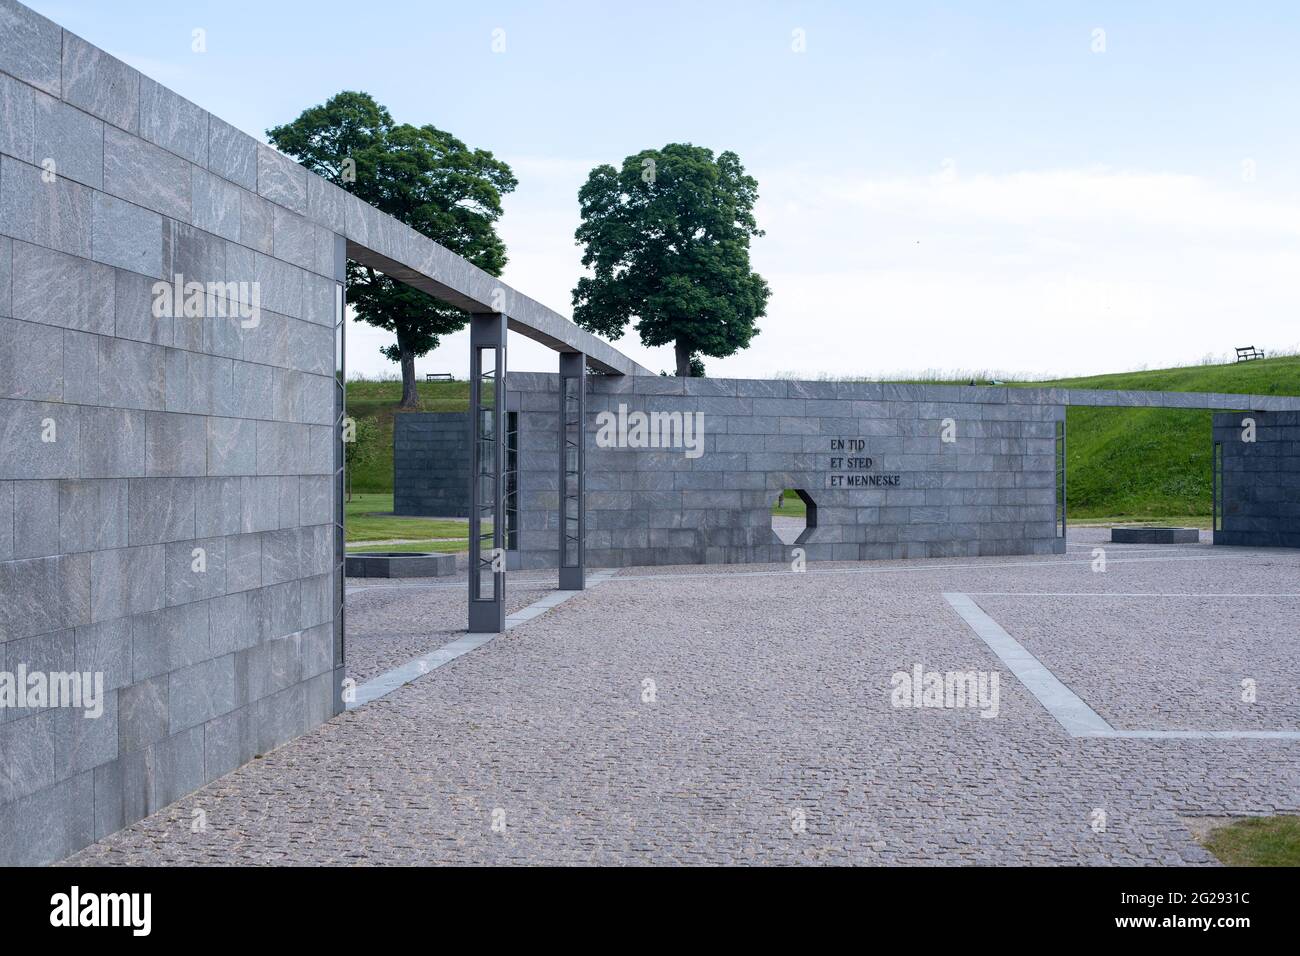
[345,241,650,377]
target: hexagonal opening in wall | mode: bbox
[771,489,818,546]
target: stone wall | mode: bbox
[1214,411,1300,548]
[509,373,1066,568]
[393,412,470,517]
[0,0,343,864]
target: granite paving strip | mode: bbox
[343,569,558,684]
[944,592,1114,737]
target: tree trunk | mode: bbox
[674,340,692,377]
[399,345,419,409]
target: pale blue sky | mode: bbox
[31,0,1300,378]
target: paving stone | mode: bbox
[62,544,1300,866]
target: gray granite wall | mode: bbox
[393,412,470,517]
[1214,411,1300,549]
[509,373,1066,568]
[0,0,342,864]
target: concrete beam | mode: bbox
[344,242,650,378]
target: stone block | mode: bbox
[92,544,163,629]
[138,75,208,166]
[126,477,196,546]
[11,240,113,334]
[154,724,204,806]
[32,90,104,189]
[254,251,304,318]
[73,616,131,692]
[0,154,94,257]
[167,653,236,733]
[0,766,95,866]
[194,476,241,537]
[129,600,209,684]
[257,143,308,215]
[208,116,257,191]
[164,536,227,606]
[0,398,81,479]
[224,531,262,593]
[240,475,279,533]
[1,627,74,721]
[92,191,165,278]
[255,420,309,475]
[203,706,253,778]
[144,411,206,477]
[207,416,257,476]
[239,188,274,253]
[61,31,140,132]
[0,0,62,95]
[113,268,172,345]
[53,691,118,777]
[0,315,63,401]
[0,236,9,318]
[97,336,166,410]
[168,220,226,283]
[12,477,58,558]
[190,166,241,242]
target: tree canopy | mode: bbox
[268,92,517,406]
[572,143,770,376]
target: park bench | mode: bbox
[425,372,454,382]
[1235,346,1265,362]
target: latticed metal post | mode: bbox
[558,352,586,590]
[469,313,508,632]
[331,237,347,714]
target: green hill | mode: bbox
[345,379,469,493]
[344,355,1300,520]
[1032,355,1300,521]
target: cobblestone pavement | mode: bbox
[66,534,1299,865]
[344,570,557,684]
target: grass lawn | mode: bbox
[770,490,808,516]
[347,539,469,554]
[1202,816,1300,866]
[1070,515,1212,528]
[344,492,471,543]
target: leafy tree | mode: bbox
[572,143,769,376]
[659,354,706,377]
[269,92,517,408]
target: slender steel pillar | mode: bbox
[469,313,508,632]
[331,235,347,714]
[558,351,586,590]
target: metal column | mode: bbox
[559,351,586,590]
[331,235,347,714]
[469,313,508,632]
